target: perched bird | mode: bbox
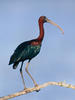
[9,16,64,89]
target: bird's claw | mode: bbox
[35,84,39,87]
[35,84,40,92]
[24,86,27,90]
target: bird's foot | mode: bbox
[24,86,27,90]
[35,84,39,87]
[35,84,40,92]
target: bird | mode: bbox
[9,16,64,89]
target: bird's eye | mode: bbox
[44,16,46,19]
[44,16,47,22]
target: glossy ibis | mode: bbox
[9,16,64,89]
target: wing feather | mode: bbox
[9,41,30,65]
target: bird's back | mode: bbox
[9,41,29,65]
[9,40,41,68]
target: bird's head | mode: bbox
[39,16,64,34]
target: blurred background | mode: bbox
[0,0,75,100]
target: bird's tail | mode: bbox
[13,62,19,69]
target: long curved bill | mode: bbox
[46,18,64,34]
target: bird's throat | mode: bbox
[31,21,44,46]
[37,21,44,42]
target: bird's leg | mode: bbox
[25,61,38,87]
[20,62,26,89]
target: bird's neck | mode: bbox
[31,21,44,45]
[37,21,44,42]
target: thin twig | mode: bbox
[0,81,75,100]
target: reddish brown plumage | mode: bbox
[31,16,46,45]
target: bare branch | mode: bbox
[0,81,75,100]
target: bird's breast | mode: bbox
[21,44,41,60]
